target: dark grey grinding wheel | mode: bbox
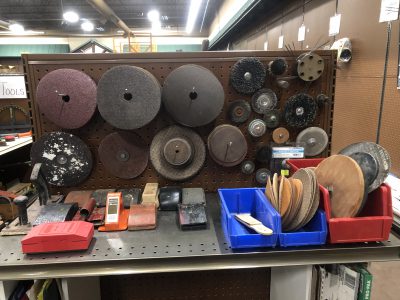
[230,57,267,95]
[284,93,317,128]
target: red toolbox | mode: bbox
[287,158,393,244]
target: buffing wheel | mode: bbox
[284,93,317,128]
[228,100,251,124]
[230,57,266,95]
[36,69,97,129]
[97,65,161,130]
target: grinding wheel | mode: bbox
[255,168,271,185]
[208,125,248,167]
[30,132,92,186]
[284,93,317,128]
[150,125,206,181]
[264,110,281,129]
[36,69,97,129]
[297,52,325,81]
[251,89,278,114]
[98,132,149,179]
[97,65,161,130]
[228,100,251,124]
[315,155,365,217]
[269,58,288,76]
[272,127,290,144]
[162,64,224,127]
[339,142,391,193]
[296,127,329,156]
[241,160,255,175]
[230,57,267,95]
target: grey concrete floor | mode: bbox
[370,261,400,300]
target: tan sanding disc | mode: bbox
[298,168,320,229]
[282,178,296,226]
[315,155,364,217]
[265,176,278,210]
[283,178,302,228]
[273,173,279,208]
[272,127,290,144]
[279,176,292,217]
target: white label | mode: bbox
[329,14,341,36]
[278,35,284,49]
[272,147,304,159]
[379,0,400,22]
[298,25,306,41]
[106,197,119,223]
[0,76,26,99]
[263,41,268,50]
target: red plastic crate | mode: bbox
[286,158,393,244]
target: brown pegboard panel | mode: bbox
[22,51,336,193]
[100,268,270,300]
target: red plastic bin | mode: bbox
[286,158,393,244]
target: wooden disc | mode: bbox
[272,127,290,144]
[315,155,364,217]
[279,176,292,217]
[265,176,278,210]
[272,173,279,208]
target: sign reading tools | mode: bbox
[0,75,27,99]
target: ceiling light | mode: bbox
[147,10,160,22]
[186,0,203,33]
[151,20,161,34]
[9,23,24,34]
[81,21,94,32]
[63,11,79,23]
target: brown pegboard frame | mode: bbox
[22,50,336,194]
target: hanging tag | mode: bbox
[329,14,341,36]
[264,41,268,50]
[379,0,400,22]
[278,35,284,49]
[298,24,306,42]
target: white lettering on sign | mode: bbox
[0,76,27,99]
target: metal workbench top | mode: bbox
[0,194,399,280]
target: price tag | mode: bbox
[264,41,268,50]
[298,25,306,42]
[379,0,399,22]
[272,147,304,159]
[278,35,284,49]
[281,169,289,177]
[329,14,341,36]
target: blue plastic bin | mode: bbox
[218,188,280,249]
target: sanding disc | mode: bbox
[315,155,365,217]
[228,100,251,124]
[264,110,281,129]
[296,127,329,156]
[36,69,97,129]
[279,176,292,217]
[283,178,303,229]
[298,168,320,228]
[30,132,92,186]
[150,125,206,181]
[297,52,325,81]
[272,127,290,144]
[251,89,278,114]
[339,142,391,193]
[208,124,248,167]
[162,64,224,127]
[230,57,267,95]
[98,132,149,179]
[265,175,278,210]
[272,173,279,206]
[269,58,288,76]
[97,65,161,130]
[284,93,317,128]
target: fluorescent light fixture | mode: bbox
[81,21,94,32]
[151,20,161,34]
[186,0,202,33]
[147,10,160,22]
[9,23,24,34]
[63,11,79,23]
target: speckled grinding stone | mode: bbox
[30,132,93,187]
[230,57,267,95]
[98,132,149,179]
[36,69,97,129]
[97,65,161,130]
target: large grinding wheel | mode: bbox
[30,132,93,186]
[97,65,161,130]
[284,93,317,128]
[98,132,149,179]
[296,127,329,156]
[150,125,206,181]
[36,69,97,129]
[162,64,224,127]
[230,57,267,95]
[208,124,248,167]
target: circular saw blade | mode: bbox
[230,57,266,95]
[150,125,206,181]
[162,64,224,127]
[30,132,93,186]
[263,109,281,129]
[36,69,97,129]
[296,127,328,156]
[272,127,290,144]
[208,124,248,167]
[251,88,278,114]
[297,52,325,81]
[269,58,288,76]
[98,132,149,179]
[284,93,317,128]
[97,65,161,130]
[228,99,251,124]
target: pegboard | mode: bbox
[22,51,336,193]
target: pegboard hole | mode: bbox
[124,92,133,101]
[189,91,198,100]
[62,95,70,102]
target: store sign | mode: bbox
[0,75,27,99]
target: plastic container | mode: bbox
[218,188,280,249]
[287,158,393,244]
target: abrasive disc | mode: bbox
[98,132,149,179]
[230,57,267,95]
[228,100,251,124]
[279,176,292,217]
[255,168,271,185]
[339,142,391,193]
[30,132,92,186]
[162,64,224,127]
[150,125,206,181]
[208,124,248,167]
[296,127,329,156]
[297,52,325,81]
[97,65,161,130]
[298,168,320,229]
[251,88,278,114]
[269,58,288,76]
[284,93,317,128]
[36,69,97,129]
[272,127,290,144]
[265,175,278,209]
[264,109,281,129]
